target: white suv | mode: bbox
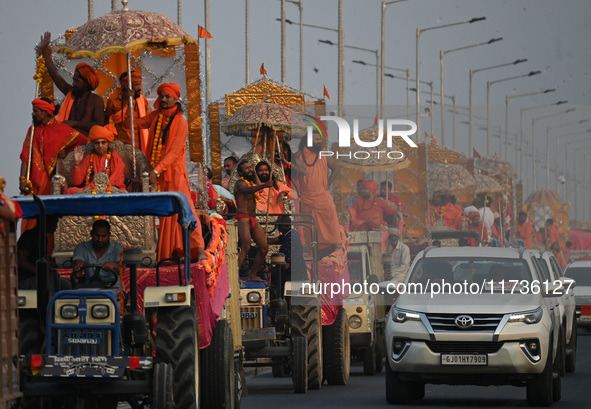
[384,247,563,406]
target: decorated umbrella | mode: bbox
[337,127,410,171]
[524,189,562,205]
[58,5,197,177]
[474,172,504,194]
[221,99,308,137]
[475,154,517,178]
[428,162,476,196]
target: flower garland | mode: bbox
[240,177,261,203]
[150,114,164,168]
[324,226,350,275]
[200,216,228,298]
[33,56,46,83]
[87,152,112,194]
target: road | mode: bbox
[241,328,591,408]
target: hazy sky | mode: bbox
[1,0,590,213]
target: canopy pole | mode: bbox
[127,53,137,180]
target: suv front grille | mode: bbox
[425,313,504,332]
[426,341,504,353]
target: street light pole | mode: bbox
[556,129,591,191]
[417,17,486,143]
[487,70,541,156]
[505,88,555,164]
[531,108,575,191]
[469,59,527,156]
[381,0,408,120]
[547,119,589,190]
[440,37,501,146]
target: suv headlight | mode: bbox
[91,304,110,319]
[508,307,543,324]
[392,307,421,323]
[60,304,79,319]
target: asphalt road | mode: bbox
[241,328,591,408]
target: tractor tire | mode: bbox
[526,340,553,406]
[152,362,174,409]
[19,311,44,409]
[200,319,236,409]
[322,308,350,385]
[291,336,308,394]
[566,316,577,373]
[363,343,376,376]
[155,305,200,409]
[375,349,384,374]
[290,301,323,390]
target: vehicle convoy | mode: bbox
[343,231,386,375]
[15,193,236,409]
[384,247,565,406]
[533,250,577,373]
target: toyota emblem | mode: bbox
[455,315,474,329]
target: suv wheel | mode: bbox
[565,316,577,373]
[526,341,553,406]
[385,362,412,404]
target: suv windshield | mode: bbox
[409,257,531,292]
[565,267,591,286]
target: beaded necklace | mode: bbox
[150,114,165,168]
[240,177,261,203]
[86,151,112,194]
[301,147,319,167]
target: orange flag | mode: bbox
[198,26,213,39]
[260,63,267,76]
[374,113,379,126]
[425,132,438,145]
[323,85,331,100]
[473,148,482,159]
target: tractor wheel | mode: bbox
[200,319,236,409]
[375,349,384,374]
[290,300,323,390]
[566,316,577,373]
[322,308,350,385]
[363,343,376,376]
[155,305,199,409]
[19,310,44,409]
[152,362,174,409]
[291,336,308,394]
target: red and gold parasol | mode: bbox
[475,155,517,178]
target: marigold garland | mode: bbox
[240,177,261,203]
[150,114,164,168]
[33,56,46,83]
[199,217,228,298]
[87,152,112,194]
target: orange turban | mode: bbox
[89,124,116,143]
[468,210,480,220]
[0,173,5,190]
[157,83,181,99]
[75,62,99,90]
[120,71,142,87]
[362,180,378,194]
[32,98,55,114]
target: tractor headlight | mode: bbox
[60,304,79,319]
[348,315,362,329]
[91,304,110,319]
[247,292,261,303]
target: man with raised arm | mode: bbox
[234,160,274,282]
[40,32,104,136]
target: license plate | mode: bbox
[441,354,487,366]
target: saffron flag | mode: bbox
[260,63,267,76]
[323,85,331,100]
[197,26,213,39]
[374,113,379,126]
[473,148,482,159]
[425,132,438,145]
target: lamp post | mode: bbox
[356,61,410,118]
[440,37,502,146]
[547,119,589,190]
[387,74,434,138]
[563,136,591,207]
[519,101,567,181]
[469,59,527,155]
[281,0,304,89]
[531,108,575,191]
[505,88,556,164]
[487,70,541,156]
[556,129,591,192]
[322,40,379,114]
[381,0,408,119]
[414,89,458,148]
[571,145,591,219]
[417,16,486,142]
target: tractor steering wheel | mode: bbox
[78,263,119,288]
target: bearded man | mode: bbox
[255,161,290,214]
[132,83,206,261]
[348,180,399,231]
[234,160,274,282]
[105,71,151,152]
[292,131,341,256]
[40,32,104,136]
